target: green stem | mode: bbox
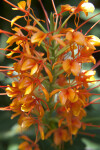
[29,13,47,33]
[61,12,74,28]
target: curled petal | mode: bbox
[27,0,31,8]
[50,89,61,97]
[73,31,86,45]
[44,66,53,82]
[86,35,100,46]
[39,126,44,140]
[61,4,75,13]
[41,85,49,102]
[80,2,95,13]
[25,83,33,95]
[11,16,24,27]
[17,1,26,10]
[30,64,38,75]
[21,59,35,71]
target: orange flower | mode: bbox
[54,128,71,145]
[75,70,96,88]
[66,31,86,46]
[59,88,78,105]
[19,141,32,150]
[6,81,22,98]
[61,0,95,16]
[86,35,100,46]
[31,31,47,46]
[21,59,38,75]
[62,59,81,76]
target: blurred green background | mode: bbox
[0,0,100,149]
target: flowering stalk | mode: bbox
[0,0,100,149]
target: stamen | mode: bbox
[84,123,100,128]
[0,29,13,35]
[51,0,58,30]
[75,13,100,31]
[0,93,7,95]
[0,106,11,111]
[38,0,50,24]
[0,66,13,68]
[93,50,100,53]
[88,84,100,91]
[85,20,100,35]
[91,60,100,70]
[79,131,95,137]
[38,0,50,31]
[0,48,22,54]
[85,97,100,107]
[0,69,13,72]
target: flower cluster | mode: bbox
[0,0,100,149]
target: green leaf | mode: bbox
[50,12,54,32]
[56,45,69,57]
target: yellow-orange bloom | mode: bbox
[66,31,86,46]
[59,88,78,105]
[62,59,81,76]
[54,128,70,145]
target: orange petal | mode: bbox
[71,61,81,76]
[6,35,18,45]
[25,83,33,95]
[45,129,55,139]
[27,0,31,8]
[30,64,38,75]
[80,2,95,13]
[44,66,53,82]
[21,117,34,129]
[41,85,49,102]
[59,91,67,105]
[50,89,61,97]
[55,38,66,47]
[54,131,61,145]
[61,4,74,12]
[20,135,32,142]
[25,25,39,32]
[19,142,31,150]
[62,59,70,72]
[73,31,86,45]
[39,126,44,140]
[19,77,31,89]
[87,35,100,46]
[25,41,31,55]
[31,31,46,45]
[11,16,24,27]
[21,104,30,112]
[66,31,73,42]
[39,105,44,117]
[58,119,64,127]
[67,88,76,102]
[21,59,35,71]
[17,1,26,10]
[89,56,96,64]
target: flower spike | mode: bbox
[0,0,100,149]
